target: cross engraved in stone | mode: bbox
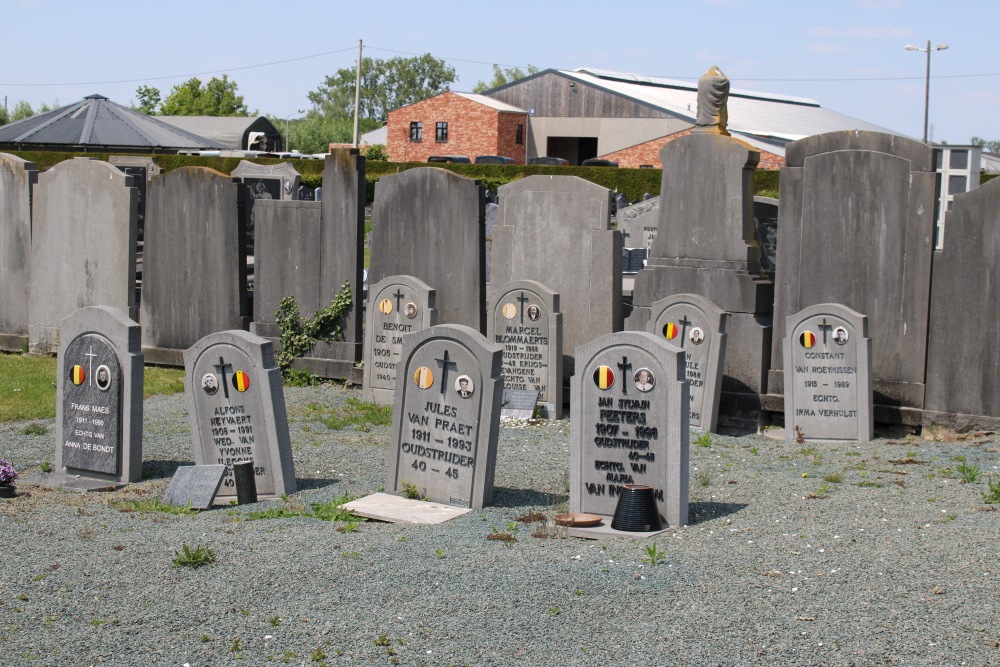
[618,356,633,395]
[436,350,457,396]
[84,346,97,387]
[678,315,692,348]
[393,289,405,313]
[818,318,833,345]
[214,356,234,403]
[516,292,530,325]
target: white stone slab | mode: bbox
[340,492,472,524]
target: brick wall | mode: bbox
[386,92,528,163]
[599,127,785,170]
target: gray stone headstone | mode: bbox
[570,332,689,528]
[649,294,729,433]
[767,131,935,425]
[141,167,248,364]
[484,202,499,283]
[231,161,301,201]
[55,306,143,483]
[924,179,1000,430]
[387,324,503,510]
[162,465,227,510]
[109,156,161,238]
[363,275,437,405]
[783,304,873,442]
[616,196,659,252]
[501,389,539,420]
[491,175,621,371]
[752,196,778,276]
[184,330,295,499]
[29,158,137,353]
[371,168,486,331]
[488,280,563,419]
[0,153,35,351]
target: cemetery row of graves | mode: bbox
[2,122,1000,527]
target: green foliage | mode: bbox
[641,543,666,566]
[957,462,981,484]
[472,64,539,93]
[11,100,36,122]
[362,143,389,161]
[971,136,1000,153]
[237,493,362,524]
[275,283,352,380]
[693,431,713,448]
[171,544,216,568]
[20,423,47,436]
[112,498,194,515]
[143,366,186,398]
[132,85,161,115]
[982,478,1000,504]
[158,75,252,116]
[308,53,457,122]
[400,481,427,501]
[316,397,393,431]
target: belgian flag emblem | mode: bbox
[379,299,393,315]
[232,371,251,392]
[800,331,816,349]
[71,364,86,385]
[414,366,434,389]
[593,365,615,390]
[663,322,678,340]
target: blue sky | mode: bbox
[3,0,997,144]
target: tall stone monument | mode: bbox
[0,153,35,352]
[628,67,770,430]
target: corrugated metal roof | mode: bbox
[0,94,224,149]
[157,116,277,149]
[453,92,526,113]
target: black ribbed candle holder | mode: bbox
[611,484,663,532]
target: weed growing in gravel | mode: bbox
[487,522,518,546]
[693,431,713,448]
[856,481,884,489]
[172,544,216,569]
[956,462,981,484]
[794,425,806,444]
[111,499,194,515]
[268,616,281,627]
[40,460,52,473]
[279,650,296,663]
[435,549,445,559]
[309,397,393,431]
[824,473,843,483]
[750,446,759,456]
[641,543,666,566]
[399,481,428,501]
[374,634,391,647]
[982,478,1000,504]
[310,645,327,661]
[547,607,562,616]
[20,423,47,436]
[697,470,711,487]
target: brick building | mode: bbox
[386,92,528,163]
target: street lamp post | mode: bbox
[285,109,305,152]
[905,40,948,144]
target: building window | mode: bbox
[436,121,448,142]
[515,123,524,145]
[410,121,422,142]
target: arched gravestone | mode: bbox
[649,294,729,433]
[570,331,690,528]
[0,153,35,351]
[488,280,563,419]
[56,306,143,484]
[387,325,503,510]
[783,304,873,442]
[141,167,248,365]
[184,330,295,499]
[363,275,437,405]
[29,158,137,354]
[752,196,778,276]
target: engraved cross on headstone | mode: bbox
[678,315,692,348]
[393,289,405,313]
[214,356,233,402]
[818,318,833,346]
[516,292,529,325]
[618,356,633,396]
[436,350,457,396]
[84,346,97,387]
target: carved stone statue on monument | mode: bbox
[693,66,731,136]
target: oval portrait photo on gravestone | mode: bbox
[454,374,475,398]
[689,327,705,344]
[405,302,418,319]
[201,373,218,395]
[833,326,849,345]
[634,368,655,392]
[527,304,540,321]
[95,365,112,392]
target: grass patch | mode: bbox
[143,366,186,398]
[20,423,48,436]
[956,462,981,484]
[982,478,1000,504]
[823,473,843,483]
[111,499,194,515]
[172,543,216,569]
[320,397,392,431]
[236,493,362,524]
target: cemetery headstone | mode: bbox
[371,168,486,331]
[387,324,503,510]
[783,304,873,441]
[109,156,161,241]
[184,330,296,499]
[616,197,659,252]
[570,331,689,528]
[0,153,35,351]
[488,280,562,419]
[29,158,137,353]
[162,465,227,510]
[752,196,778,276]
[484,202,499,283]
[232,161,301,255]
[649,294,729,432]
[55,306,143,484]
[501,389,539,420]
[363,275,437,405]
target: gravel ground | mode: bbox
[1,384,999,667]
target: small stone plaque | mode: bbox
[387,324,503,510]
[162,465,227,509]
[649,293,729,432]
[488,280,563,419]
[501,389,539,420]
[184,330,296,499]
[784,303,873,441]
[570,331,690,528]
[362,275,436,405]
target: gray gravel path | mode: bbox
[2,384,999,666]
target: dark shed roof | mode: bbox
[0,94,224,152]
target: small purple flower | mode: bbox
[0,459,18,486]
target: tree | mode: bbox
[971,136,1000,154]
[158,75,252,116]
[133,85,162,115]
[472,64,539,93]
[10,100,35,122]
[307,53,457,122]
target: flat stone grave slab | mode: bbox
[501,389,539,420]
[17,473,125,493]
[567,523,670,540]
[162,465,227,510]
[784,303,873,441]
[340,492,471,525]
[386,324,503,510]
